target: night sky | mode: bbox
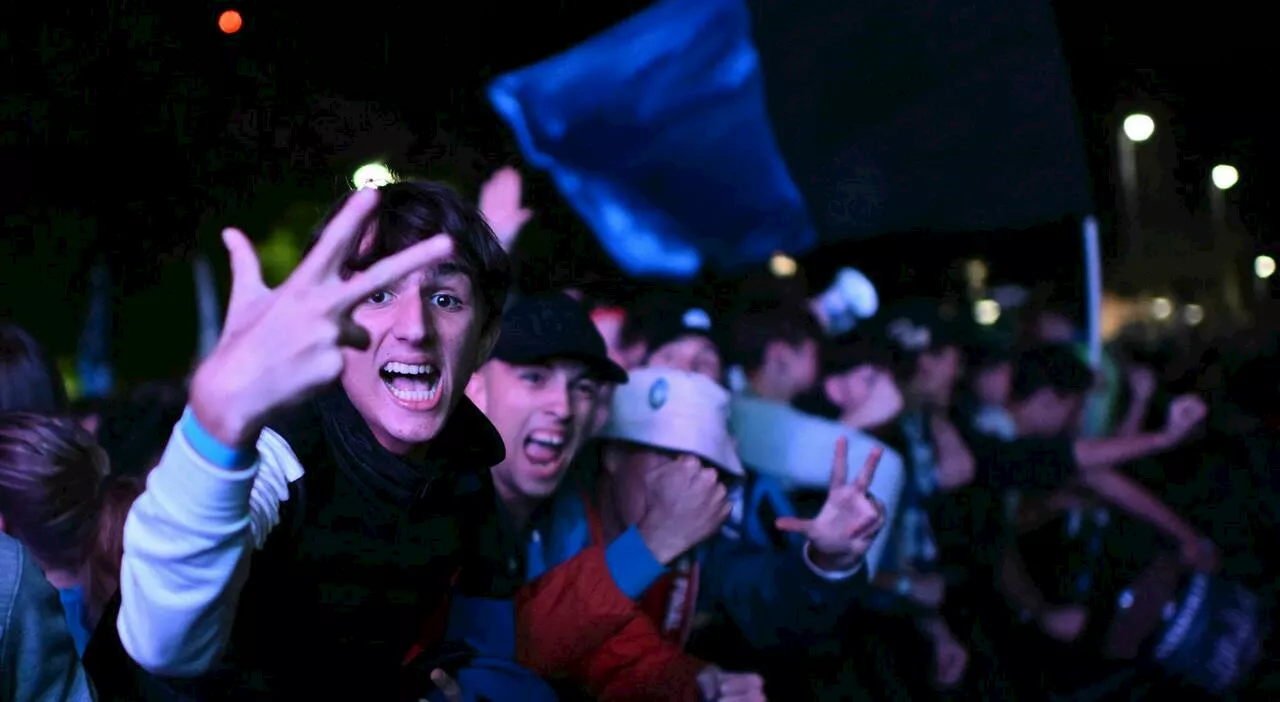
[1,0,1273,385]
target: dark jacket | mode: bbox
[88,386,527,701]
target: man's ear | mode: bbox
[474,318,502,369]
[465,368,487,415]
[599,442,624,476]
[823,375,844,407]
[762,339,786,372]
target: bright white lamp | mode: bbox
[1122,114,1155,142]
[1255,255,1275,280]
[352,162,395,190]
[1211,164,1239,191]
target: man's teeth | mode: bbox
[382,361,440,402]
[383,362,435,376]
[528,431,565,448]
[388,384,438,401]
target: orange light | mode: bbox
[218,10,243,34]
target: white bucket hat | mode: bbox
[598,367,744,476]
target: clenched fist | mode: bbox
[637,455,731,565]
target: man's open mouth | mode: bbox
[523,429,568,466]
[379,362,442,403]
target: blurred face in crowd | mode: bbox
[1035,312,1077,344]
[823,363,903,429]
[1011,388,1085,438]
[343,256,497,456]
[645,334,722,383]
[602,442,723,526]
[467,358,600,507]
[765,337,820,398]
[973,361,1013,407]
[911,345,962,409]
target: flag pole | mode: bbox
[1082,215,1102,368]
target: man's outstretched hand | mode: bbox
[190,188,455,448]
[1160,394,1208,447]
[478,167,533,252]
[776,438,886,572]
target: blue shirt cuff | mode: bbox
[802,540,864,581]
[605,526,668,600]
[179,409,258,470]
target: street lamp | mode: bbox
[1151,297,1173,321]
[1119,113,1155,265]
[1122,113,1155,142]
[1255,255,1276,280]
[1212,164,1239,191]
[218,10,243,35]
[352,162,394,190]
[973,299,1000,326]
[769,253,797,278]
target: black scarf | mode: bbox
[305,384,505,513]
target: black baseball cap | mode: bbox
[491,293,629,384]
[868,298,968,356]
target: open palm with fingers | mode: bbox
[776,438,886,572]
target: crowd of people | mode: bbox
[1,169,1276,701]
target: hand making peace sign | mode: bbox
[775,437,886,572]
[189,188,456,448]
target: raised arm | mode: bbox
[118,419,301,675]
[119,189,455,674]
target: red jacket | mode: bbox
[516,543,706,700]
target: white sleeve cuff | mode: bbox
[802,541,864,581]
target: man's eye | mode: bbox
[431,293,462,309]
[367,290,392,305]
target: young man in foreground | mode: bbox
[106,183,549,700]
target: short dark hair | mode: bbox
[622,289,720,355]
[0,322,67,415]
[1010,344,1093,402]
[312,181,511,328]
[0,413,106,574]
[728,300,822,373]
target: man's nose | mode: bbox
[543,378,571,419]
[392,294,433,344]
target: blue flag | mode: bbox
[751,0,1093,242]
[488,0,814,279]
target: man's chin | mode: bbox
[370,390,453,454]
